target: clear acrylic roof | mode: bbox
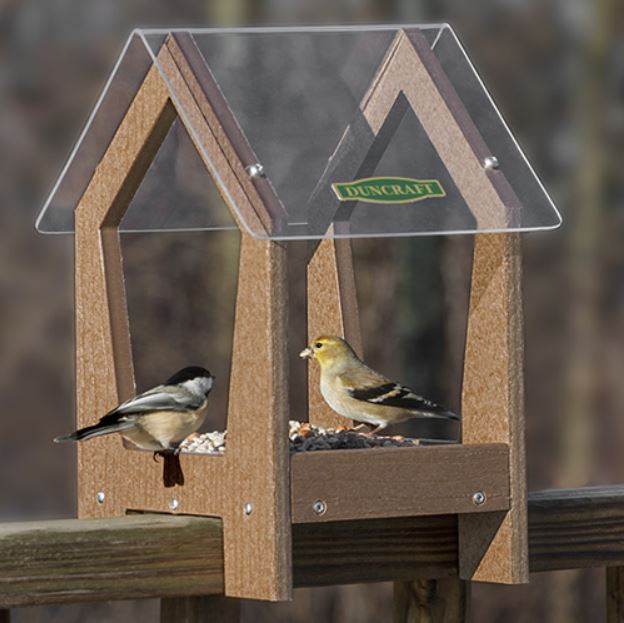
[36,25,561,239]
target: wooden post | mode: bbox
[458,234,527,584]
[607,567,624,623]
[223,236,292,600]
[161,596,240,623]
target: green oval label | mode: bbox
[331,176,446,204]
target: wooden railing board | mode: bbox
[0,486,624,608]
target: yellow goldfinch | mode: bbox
[54,366,214,454]
[300,336,459,433]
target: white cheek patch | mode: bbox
[184,376,213,396]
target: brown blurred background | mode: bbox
[1,0,624,621]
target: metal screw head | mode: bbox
[243,502,253,516]
[483,156,500,170]
[246,163,266,178]
[312,499,327,516]
[472,491,487,506]
[96,491,105,505]
[169,498,179,511]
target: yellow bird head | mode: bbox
[299,335,358,372]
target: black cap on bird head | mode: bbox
[166,366,214,385]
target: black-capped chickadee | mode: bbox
[54,366,215,454]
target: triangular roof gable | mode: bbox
[308,29,525,236]
[37,26,561,238]
[67,34,282,241]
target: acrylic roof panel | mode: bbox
[36,25,561,239]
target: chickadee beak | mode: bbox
[299,347,313,359]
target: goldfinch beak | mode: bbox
[299,347,313,359]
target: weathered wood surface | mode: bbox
[0,487,623,608]
[291,444,510,523]
[0,514,223,607]
[528,487,624,571]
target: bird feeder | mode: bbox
[37,25,561,601]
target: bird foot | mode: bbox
[350,423,387,435]
[349,424,386,436]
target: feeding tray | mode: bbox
[37,25,560,601]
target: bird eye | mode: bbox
[314,342,323,349]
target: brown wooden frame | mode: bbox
[304,28,527,584]
[75,37,291,601]
[73,28,527,602]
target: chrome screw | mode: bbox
[96,491,105,505]
[246,163,266,178]
[169,498,179,511]
[472,491,487,506]
[483,156,500,170]
[312,499,327,516]
[243,502,253,516]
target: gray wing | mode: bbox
[108,385,203,417]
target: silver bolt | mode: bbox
[96,491,105,505]
[169,498,179,511]
[246,163,265,178]
[472,491,487,506]
[483,156,500,170]
[312,499,327,516]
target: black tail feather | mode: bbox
[54,422,130,443]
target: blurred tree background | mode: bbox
[1,0,623,621]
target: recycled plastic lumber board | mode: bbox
[459,233,526,584]
[74,37,293,601]
[301,27,526,584]
[155,38,294,602]
[0,486,622,608]
[290,443,510,523]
